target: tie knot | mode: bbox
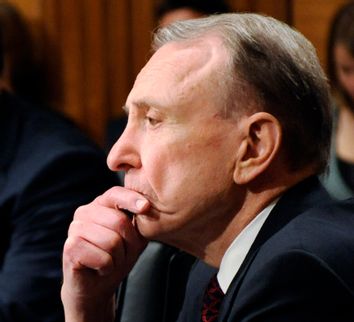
[201,274,224,322]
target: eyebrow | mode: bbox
[122,99,164,114]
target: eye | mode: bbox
[145,116,161,127]
[339,65,354,75]
[341,66,350,75]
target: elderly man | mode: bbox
[61,13,354,322]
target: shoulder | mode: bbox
[267,199,354,254]
[249,199,354,293]
[225,200,354,321]
[13,96,97,152]
[7,93,104,165]
[2,92,118,194]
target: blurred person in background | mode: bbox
[0,3,118,322]
[0,2,47,106]
[156,0,230,27]
[324,1,354,199]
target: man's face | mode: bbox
[108,37,243,246]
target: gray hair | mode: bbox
[152,13,332,174]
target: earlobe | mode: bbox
[233,113,281,185]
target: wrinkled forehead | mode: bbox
[131,36,228,98]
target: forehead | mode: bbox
[127,36,228,106]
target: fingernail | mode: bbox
[136,199,148,211]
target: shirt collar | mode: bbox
[217,199,278,293]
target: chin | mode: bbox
[134,214,163,239]
[134,213,181,245]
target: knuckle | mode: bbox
[107,232,122,252]
[112,213,130,233]
[99,252,114,268]
[67,220,82,236]
[74,204,89,219]
[102,186,120,200]
[62,236,81,265]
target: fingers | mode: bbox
[67,202,147,275]
[62,186,150,321]
[68,220,124,255]
[73,204,131,234]
[64,186,150,277]
[95,186,150,214]
[63,235,117,276]
[70,207,146,254]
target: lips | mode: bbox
[135,208,160,220]
[123,183,158,211]
[124,185,151,200]
[123,180,174,215]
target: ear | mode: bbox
[233,112,282,185]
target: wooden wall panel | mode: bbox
[57,0,85,124]
[2,0,351,145]
[5,0,42,20]
[81,0,108,143]
[106,0,132,118]
[130,0,156,79]
[293,0,350,69]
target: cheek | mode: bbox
[141,144,194,200]
[141,134,236,208]
[338,72,354,95]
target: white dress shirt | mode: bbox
[217,200,278,293]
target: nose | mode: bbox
[107,120,142,172]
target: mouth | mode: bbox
[140,201,163,216]
[135,210,160,221]
[124,184,152,199]
[123,184,175,216]
[123,185,157,212]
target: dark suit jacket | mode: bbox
[0,92,118,322]
[177,177,354,321]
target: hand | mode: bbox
[61,186,150,322]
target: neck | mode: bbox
[336,107,354,163]
[200,186,286,268]
[196,167,314,268]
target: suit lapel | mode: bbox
[218,176,331,321]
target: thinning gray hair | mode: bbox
[152,13,332,174]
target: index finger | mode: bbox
[95,186,150,214]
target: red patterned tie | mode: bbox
[201,274,225,322]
